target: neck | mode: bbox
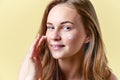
[58,51,84,80]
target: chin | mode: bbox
[51,53,65,59]
[52,55,63,59]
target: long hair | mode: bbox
[38,0,111,80]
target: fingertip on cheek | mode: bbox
[43,36,47,39]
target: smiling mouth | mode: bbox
[50,44,65,50]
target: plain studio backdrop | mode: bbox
[0,0,120,80]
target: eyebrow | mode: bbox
[46,21,74,25]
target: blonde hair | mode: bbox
[37,0,111,80]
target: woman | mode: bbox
[18,0,117,80]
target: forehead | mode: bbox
[47,4,81,23]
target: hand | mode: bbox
[18,34,46,80]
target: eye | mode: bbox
[47,26,55,30]
[63,26,72,31]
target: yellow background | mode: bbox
[0,0,119,80]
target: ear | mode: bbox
[84,34,90,43]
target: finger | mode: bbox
[34,36,46,58]
[31,36,46,60]
[25,34,41,59]
[30,34,41,60]
[29,34,41,52]
[33,34,42,50]
[37,36,46,49]
[32,34,42,56]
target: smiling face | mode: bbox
[46,4,89,59]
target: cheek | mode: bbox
[66,34,74,40]
[45,31,51,37]
[62,33,85,48]
[61,33,75,43]
[46,33,50,38]
[45,32,51,43]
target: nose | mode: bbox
[51,30,61,41]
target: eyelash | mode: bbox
[46,25,72,31]
[47,26,54,30]
[63,26,72,31]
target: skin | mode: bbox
[18,35,46,80]
[46,4,89,80]
[46,4,89,59]
[18,3,118,80]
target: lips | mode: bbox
[50,44,65,50]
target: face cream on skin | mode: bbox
[43,36,47,39]
[66,34,74,40]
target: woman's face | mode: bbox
[46,4,89,59]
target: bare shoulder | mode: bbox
[110,72,118,80]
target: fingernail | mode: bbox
[33,57,37,60]
[43,36,47,39]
